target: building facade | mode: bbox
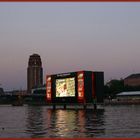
[27,54,43,93]
[116,91,140,104]
[124,74,140,87]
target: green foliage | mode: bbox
[0,88,4,94]
[104,79,124,98]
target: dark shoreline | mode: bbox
[104,99,140,105]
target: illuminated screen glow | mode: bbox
[56,77,75,97]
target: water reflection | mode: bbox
[25,106,46,138]
[43,109,105,137]
[1,105,140,137]
[26,107,105,137]
[83,109,105,137]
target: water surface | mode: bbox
[0,105,140,138]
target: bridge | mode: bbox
[0,93,46,105]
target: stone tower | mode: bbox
[27,54,43,93]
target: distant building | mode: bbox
[124,74,140,87]
[117,91,140,101]
[27,54,43,93]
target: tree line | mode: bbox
[104,79,140,99]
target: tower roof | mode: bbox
[28,53,42,66]
[32,53,40,56]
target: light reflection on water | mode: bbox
[0,105,140,137]
[26,107,105,138]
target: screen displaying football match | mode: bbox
[56,77,75,97]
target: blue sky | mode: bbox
[0,2,140,90]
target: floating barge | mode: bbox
[27,102,104,110]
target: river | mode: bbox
[0,105,140,138]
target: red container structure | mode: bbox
[46,71,104,104]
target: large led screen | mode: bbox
[56,77,75,97]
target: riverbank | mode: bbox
[104,99,140,105]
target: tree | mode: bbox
[105,79,124,98]
[0,88,4,95]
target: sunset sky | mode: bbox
[0,2,140,91]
